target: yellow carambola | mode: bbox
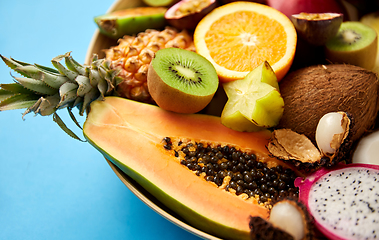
[221,61,284,132]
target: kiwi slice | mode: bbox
[147,48,219,114]
[325,21,378,69]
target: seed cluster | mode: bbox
[163,137,299,205]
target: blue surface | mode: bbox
[0,1,200,239]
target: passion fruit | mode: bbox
[291,12,343,46]
[165,0,218,30]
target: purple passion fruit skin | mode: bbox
[165,0,218,30]
[291,13,343,46]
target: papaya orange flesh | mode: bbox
[83,97,299,239]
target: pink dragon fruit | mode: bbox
[295,163,379,240]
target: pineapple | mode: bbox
[106,27,195,102]
[0,27,195,138]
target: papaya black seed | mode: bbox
[236,186,244,195]
[237,180,244,186]
[229,181,237,189]
[244,173,253,183]
[211,156,218,163]
[203,154,211,162]
[260,184,268,192]
[248,181,258,190]
[163,139,299,205]
[220,162,228,170]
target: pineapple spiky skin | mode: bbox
[105,27,196,103]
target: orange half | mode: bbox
[194,2,297,82]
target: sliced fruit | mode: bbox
[221,61,284,132]
[83,96,301,240]
[147,48,219,114]
[165,0,218,30]
[194,2,297,82]
[94,7,168,39]
[325,21,378,70]
[291,13,343,46]
[295,163,379,240]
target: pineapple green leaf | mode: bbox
[0,83,38,95]
[65,54,88,76]
[0,89,14,102]
[0,54,30,74]
[13,76,58,95]
[81,87,100,116]
[53,112,86,142]
[0,93,39,111]
[51,53,79,81]
[25,94,60,117]
[58,82,78,108]
[75,75,92,97]
[68,107,83,130]
[16,64,69,89]
[34,63,60,75]
[0,52,121,141]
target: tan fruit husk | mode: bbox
[268,112,354,172]
[277,64,379,143]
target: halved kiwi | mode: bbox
[325,21,378,69]
[147,48,219,114]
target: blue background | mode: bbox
[0,1,200,239]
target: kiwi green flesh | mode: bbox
[326,21,377,51]
[151,48,218,96]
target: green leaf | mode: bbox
[34,63,60,75]
[0,55,28,72]
[0,89,14,102]
[65,54,88,76]
[14,77,58,95]
[68,107,83,130]
[0,83,37,95]
[28,94,60,116]
[51,54,79,81]
[53,112,85,142]
[75,75,92,97]
[58,82,78,107]
[0,93,38,111]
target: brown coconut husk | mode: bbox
[277,64,379,144]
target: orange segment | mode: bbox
[194,2,297,82]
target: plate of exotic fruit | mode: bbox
[2,0,379,239]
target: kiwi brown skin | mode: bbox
[277,64,379,144]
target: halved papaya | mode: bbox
[83,96,300,239]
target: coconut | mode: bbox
[277,64,379,143]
